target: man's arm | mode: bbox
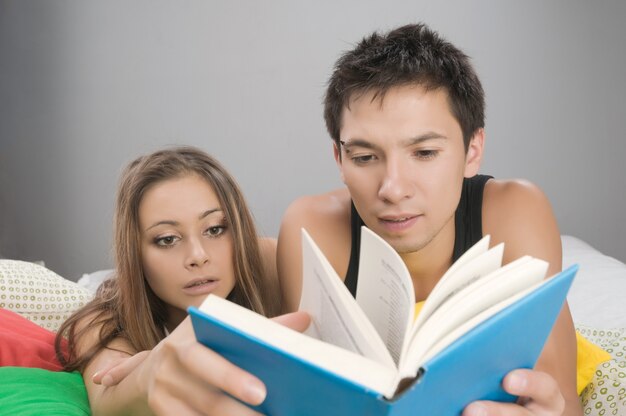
[482,179,581,415]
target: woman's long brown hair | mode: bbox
[55,146,280,372]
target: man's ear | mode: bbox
[333,141,346,183]
[464,128,485,178]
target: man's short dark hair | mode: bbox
[324,23,485,150]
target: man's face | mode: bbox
[336,85,481,254]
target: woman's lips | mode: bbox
[182,278,220,296]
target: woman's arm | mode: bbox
[87,313,311,415]
[81,317,265,416]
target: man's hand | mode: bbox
[463,369,565,416]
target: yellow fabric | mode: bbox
[413,301,425,321]
[412,302,611,395]
[576,331,612,394]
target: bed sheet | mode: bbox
[563,235,626,329]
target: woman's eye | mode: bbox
[155,235,178,247]
[205,225,226,237]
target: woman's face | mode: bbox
[138,174,236,329]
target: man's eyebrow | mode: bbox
[403,132,448,146]
[340,132,447,150]
[146,208,222,231]
[339,138,377,150]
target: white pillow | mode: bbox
[77,268,115,293]
[563,235,626,329]
[0,260,93,332]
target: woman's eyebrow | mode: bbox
[199,208,222,220]
[145,208,222,231]
[146,220,178,231]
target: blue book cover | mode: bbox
[189,264,577,416]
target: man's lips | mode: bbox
[379,215,417,222]
[378,214,420,231]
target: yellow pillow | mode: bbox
[576,331,611,394]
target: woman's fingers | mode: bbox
[166,337,267,405]
[93,350,150,386]
[271,311,310,332]
[97,314,309,414]
[170,312,309,405]
[147,340,265,415]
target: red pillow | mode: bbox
[0,308,67,371]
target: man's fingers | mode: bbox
[503,369,564,412]
[463,369,565,416]
[271,311,311,333]
[463,400,527,416]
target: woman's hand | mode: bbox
[92,351,149,386]
[463,369,566,416]
[92,311,310,415]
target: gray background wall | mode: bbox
[1,1,625,280]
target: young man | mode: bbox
[277,24,581,415]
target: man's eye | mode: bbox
[415,150,438,160]
[352,154,377,165]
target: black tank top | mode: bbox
[344,174,493,297]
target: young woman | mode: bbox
[55,146,307,415]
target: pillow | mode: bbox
[0,308,65,370]
[77,268,115,293]
[0,260,93,332]
[577,325,626,414]
[0,367,90,416]
[575,331,611,394]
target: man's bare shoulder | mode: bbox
[278,188,353,303]
[483,178,561,269]
[281,188,352,233]
[483,178,552,218]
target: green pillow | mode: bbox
[0,367,90,415]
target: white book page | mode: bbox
[409,236,494,334]
[355,227,415,365]
[199,295,400,398]
[298,229,395,369]
[415,273,554,368]
[399,257,549,376]
[400,240,502,361]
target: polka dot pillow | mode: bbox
[577,324,626,415]
[0,260,93,332]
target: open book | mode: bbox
[189,228,577,416]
